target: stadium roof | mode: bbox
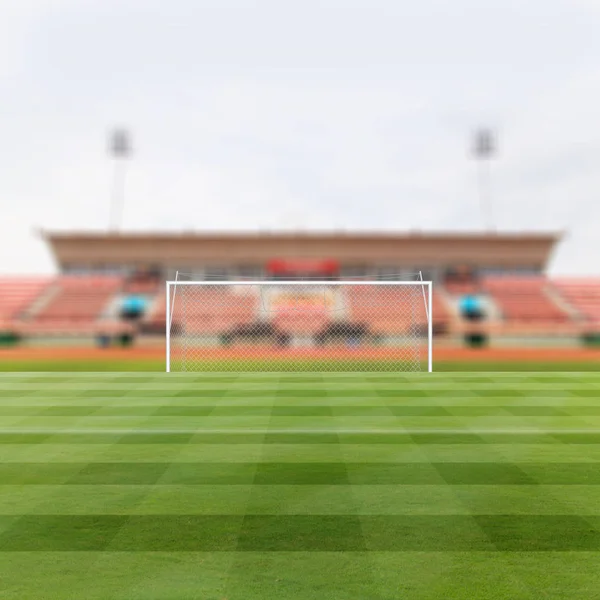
[40,230,562,272]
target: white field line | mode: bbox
[0,382,600,398]
[2,390,597,395]
[1,428,600,435]
[4,381,596,386]
[2,372,598,377]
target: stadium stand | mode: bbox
[444,281,482,296]
[147,284,448,338]
[442,265,482,297]
[482,277,569,324]
[0,277,50,324]
[4,275,133,339]
[273,313,330,335]
[5,271,598,345]
[431,292,452,319]
[33,276,123,323]
[346,286,449,334]
[554,280,600,324]
[167,287,258,334]
[122,272,161,295]
[143,291,167,333]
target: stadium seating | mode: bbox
[0,277,51,324]
[554,280,600,324]
[155,284,453,337]
[165,288,258,334]
[144,292,167,332]
[431,293,450,326]
[346,286,449,334]
[444,281,482,296]
[482,277,569,324]
[0,276,135,339]
[32,276,123,324]
[122,276,161,295]
[8,274,599,343]
[273,313,330,335]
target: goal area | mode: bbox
[166,280,432,372]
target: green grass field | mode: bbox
[3,359,600,371]
[1,372,600,599]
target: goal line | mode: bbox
[1,428,595,435]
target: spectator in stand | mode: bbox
[460,294,485,322]
[120,295,148,321]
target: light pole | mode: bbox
[108,128,132,232]
[472,128,496,231]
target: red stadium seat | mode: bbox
[482,277,569,324]
[0,277,51,322]
[553,279,600,325]
[31,276,123,326]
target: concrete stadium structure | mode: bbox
[0,231,598,348]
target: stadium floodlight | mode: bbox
[108,128,132,232]
[166,279,433,373]
[472,128,497,232]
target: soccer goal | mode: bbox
[166,279,433,372]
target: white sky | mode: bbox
[1,0,600,275]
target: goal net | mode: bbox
[166,280,432,372]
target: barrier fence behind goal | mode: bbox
[166,280,433,372]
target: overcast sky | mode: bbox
[1,0,600,275]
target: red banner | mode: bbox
[270,291,334,313]
[266,259,339,274]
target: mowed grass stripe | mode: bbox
[2,380,598,392]
[4,432,598,444]
[8,405,600,417]
[1,388,595,398]
[2,395,598,408]
[4,442,600,463]
[2,514,600,551]
[2,462,600,484]
[6,484,600,516]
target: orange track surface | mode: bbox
[0,346,599,362]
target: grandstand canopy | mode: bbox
[41,231,561,278]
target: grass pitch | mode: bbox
[2,359,600,371]
[0,372,599,599]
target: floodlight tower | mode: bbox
[108,128,132,232]
[472,128,497,231]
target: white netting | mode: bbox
[167,282,431,372]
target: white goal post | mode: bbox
[166,280,433,373]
